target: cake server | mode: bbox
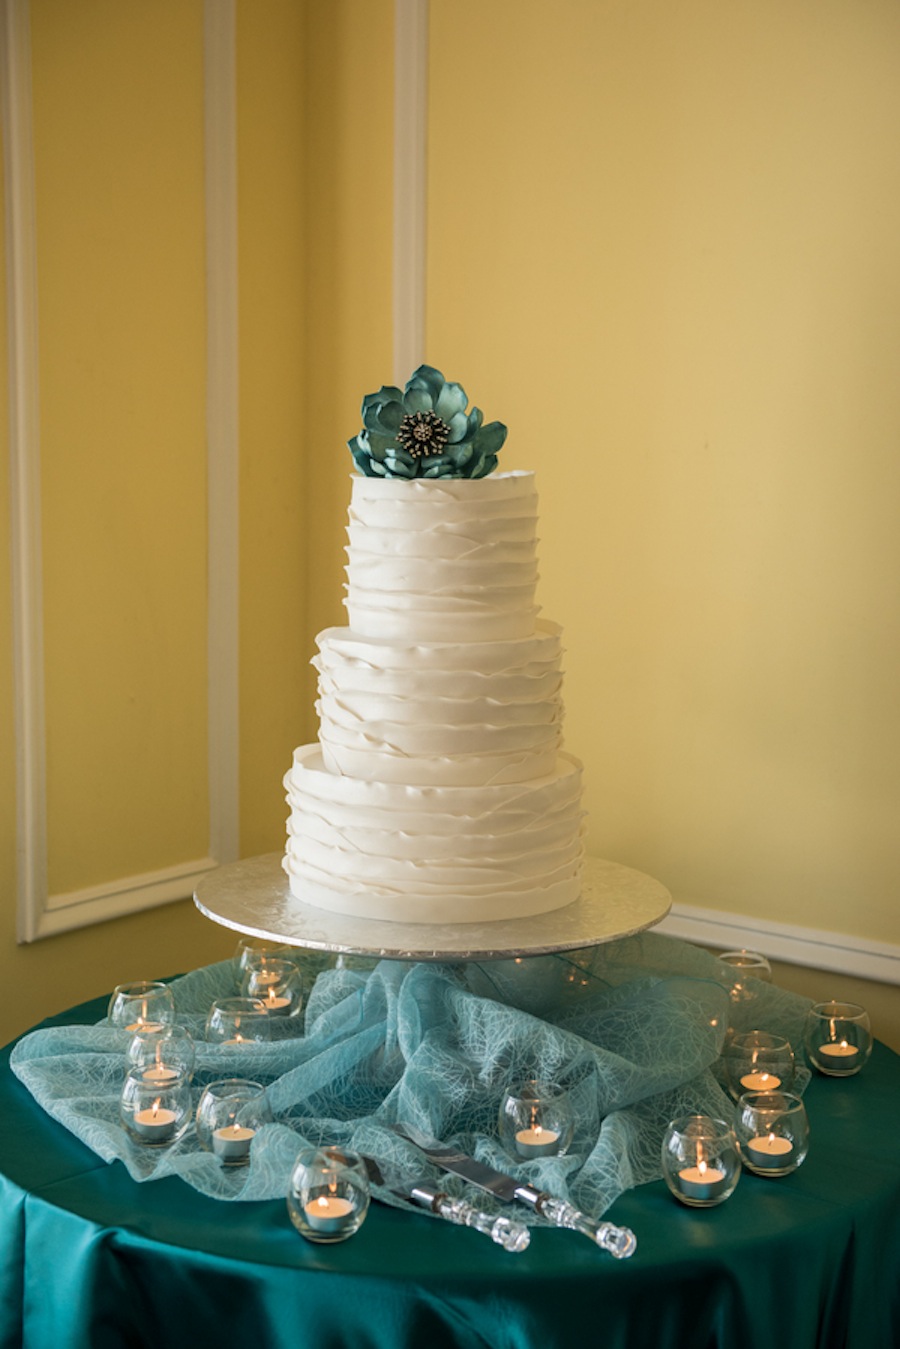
[360,1154,530,1253]
[390,1123,637,1259]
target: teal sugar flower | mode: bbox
[348,364,507,479]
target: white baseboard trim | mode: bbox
[657,902,900,988]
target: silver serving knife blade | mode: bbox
[390,1123,636,1259]
[361,1154,530,1253]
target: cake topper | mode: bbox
[348,364,507,479]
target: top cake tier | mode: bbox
[344,471,540,643]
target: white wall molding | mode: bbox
[658,901,900,987]
[2,0,48,943]
[2,0,240,941]
[392,0,428,383]
[39,857,223,936]
[204,0,240,868]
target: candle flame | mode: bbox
[768,1132,776,1145]
[151,1098,161,1120]
[316,1194,330,1210]
[840,1039,849,1050]
[698,1159,708,1178]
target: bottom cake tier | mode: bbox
[283,746,585,924]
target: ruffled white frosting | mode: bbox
[284,747,585,922]
[345,471,540,642]
[314,620,565,787]
[282,470,586,924]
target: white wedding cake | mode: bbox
[282,370,585,925]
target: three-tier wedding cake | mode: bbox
[282,367,585,924]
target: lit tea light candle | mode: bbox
[142,1064,179,1084]
[261,987,291,1016]
[132,1098,177,1143]
[304,1193,355,1234]
[676,1158,728,1202]
[212,1123,256,1163]
[819,1040,860,1068]
[740,1070,782,1091]
[125,999,166,1035]
[514,1124,561,1159]
[746,1132,793,1172]
[141,1044,179,1084]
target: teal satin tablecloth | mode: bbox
[2,992,899,1349]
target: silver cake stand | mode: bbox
[194,853,671,962]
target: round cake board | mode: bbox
[194,853,672,962]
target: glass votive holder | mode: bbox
[287,1146,370,1244]
[205,997,272,1046]
[734,1090,809,1176]
[108,981,176,1034]
[718,949,773,982]
[120,1066,192,1147]
[127,1025,196,1084]
[498,1079,574,1161]
[196,1078,273,1166]
[718,951,773,1033]
[724,1030,795,1100]
[804,1001,872,1077]
[240,956,303,1018]
[234,938,299,989]
[661,1115,741,1208]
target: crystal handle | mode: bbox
[435,1195,531,1253]
[536,1195,637,1258]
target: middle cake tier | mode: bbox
[313,620,565,786]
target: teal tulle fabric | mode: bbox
[10,934,812,1218]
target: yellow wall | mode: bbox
[427,0,900,954]
[0,0,232,1040]
[237,0,394,840]
[236,0,308,854]
[33,0,209,891]
[302,0,395,678]
[1,1,898,1053]
[0,0,393,1045]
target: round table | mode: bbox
[2,992,899,1349]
